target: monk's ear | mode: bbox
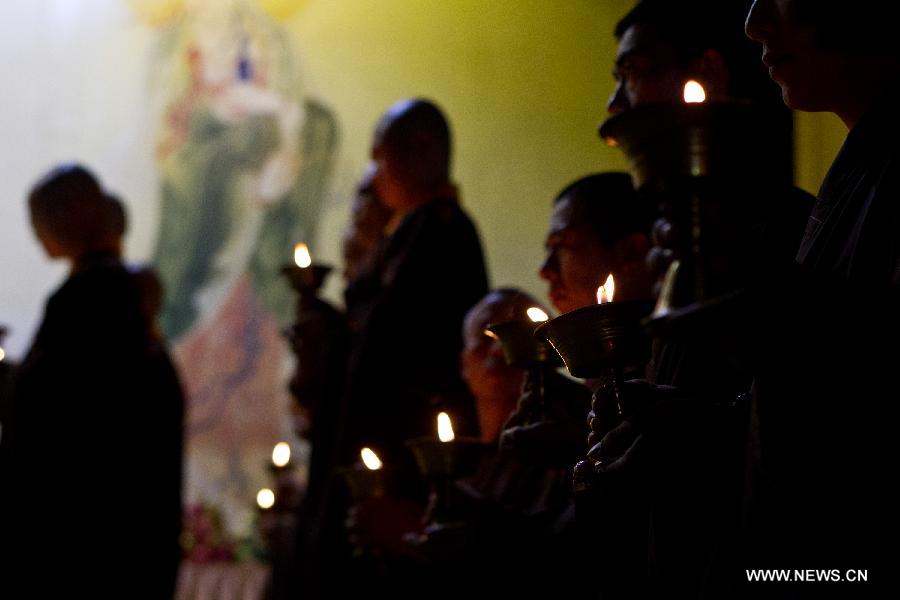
[614,232,652,265]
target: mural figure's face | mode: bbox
[539,196,615,315]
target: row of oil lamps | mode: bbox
[261,241,653,520]
[259,77,731,521]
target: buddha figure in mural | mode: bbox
[133,0,337,531]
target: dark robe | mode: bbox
[796,93,900,287]
[597,182,814,600]
[739,85,900,598]
[419,371,591,598]
[281,297,350,600]
[1,253,184,598]
[340,196,488,466]
[292,197,486,599]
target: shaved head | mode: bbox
[373,98,451,192]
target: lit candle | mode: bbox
[294,243,312,268]
[271,442,291,468]
[283,241,331,293]
[683,80,706,104]
[437,412,455,443]
[526,306,550,323]
[596,273,616,304]
[256,488,276,510]
[360,447,383,471]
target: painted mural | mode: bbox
[135,0,337,534]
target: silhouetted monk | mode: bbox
[736,2,899,596]
[2,164,183,598]
[340,98,488,465]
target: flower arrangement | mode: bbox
[180,502,237,563]
[180,502,269,563]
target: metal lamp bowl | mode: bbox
[534,300,653,379]
[598,102,790,188]
[405,437,486,478]
[484,320,561,368]
[338,464,398,501]
[281,264,332,292]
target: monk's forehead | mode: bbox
[548,195,590,236]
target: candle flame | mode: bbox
[526,307,549,323]
[257,488,275,510]
[272,442,291,467]
[683,80,706,103]
[596,274,616,304]
[360,447,383,470]
[294,243,312,268]
[437,412,455,442]
[0,347,5,362]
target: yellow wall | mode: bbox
[288,0,632,305]
[794,111,846,195]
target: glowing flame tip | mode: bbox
[272,442,291,467]
[257,488,275,510]
[683,80,707,104]
[597,273,616,304]
[437,412,455,442]
[360,447,383,470]
[526,307,549,323]
[293,243,312,268]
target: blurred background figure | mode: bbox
[460,289,532,445]
[1,164,183,597]
[0,325,12,453]
[332,98,488,599]
[341,166,393,289]
[339,97,487,466]
[284,170,391,600]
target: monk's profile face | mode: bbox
[608,23,696,114]
[539,196,615,314]
[745,0,851,113]
[368,99,451,211]
[369,140,408,212]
